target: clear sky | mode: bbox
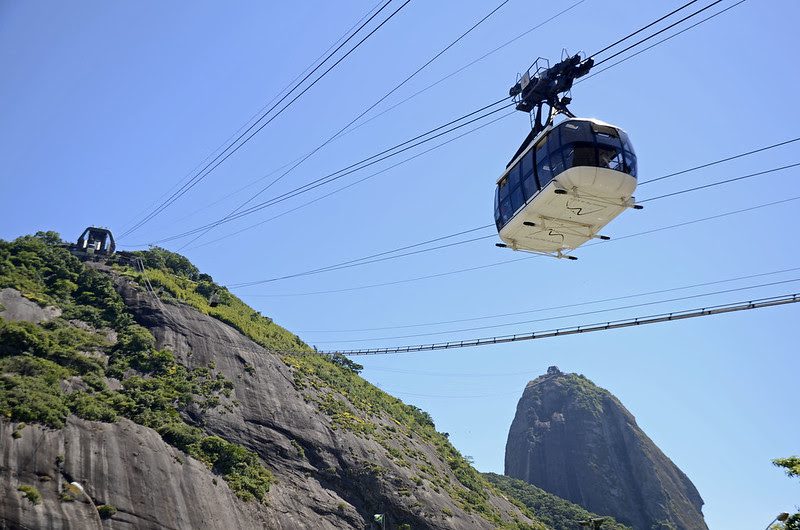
[2,1,798,528]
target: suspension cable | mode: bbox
[238,194,800,296]
[120,0,389,234]
[176,0,514,249]
[312,277,800,344]
[120,0,409,239]
[321,293,800,355]
[144,0,741,246]
[299,266,800,333]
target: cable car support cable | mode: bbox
[238,193,800,297]
[321,293,800,356]
[175,0,515,250]
[120,0,409,239]
[120,0,389,235]
[226,163,800,288]
[311,277,800,344]
[144,0,738,246]
[298,266,800,333]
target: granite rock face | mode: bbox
[1,271,534,529]
[505,367,707,530]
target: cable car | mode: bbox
[495,53,641,258]
[70,227,116,258]
[494,117,638,257]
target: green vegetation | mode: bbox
[525,372,609,417]
[97,504,117,519]
[189,436,273,501]
[12,422,26,439]
[118,246,310,353]
[17,485,42,505]
[559,374,610,416]
[0,234,271,501]
[771,457,800,530]
[773,456,800,478]
[283,352,543,529]
[484,473,632,530]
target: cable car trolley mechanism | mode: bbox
[495,53,641,259]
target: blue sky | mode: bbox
[1,1,798,527]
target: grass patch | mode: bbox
[17,485,41,505]
[97,504,117,519]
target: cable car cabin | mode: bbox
[494,118,638,256]
[70,227,116,259]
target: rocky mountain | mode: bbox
[0,233,541,529]
[505,367,707,530]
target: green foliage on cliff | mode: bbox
[283,352,544,530]
[17,485,42,505]
[0,356,70,427]
[484,473,632,530]
[0,233,271,501]
[189,436,273,502]
[118,247,309,353]
[559,374,609,415]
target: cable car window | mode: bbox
[498,177,509,202]
[507,162,521,191]
[594,129,623,151]
[537,150,553,188]
[499,197,512,224]
[520,150,533,179]
[560,121,593,144]
[511,185,524,212]
[546,128,562,157]
[522,170,537,200]
[563,142,596,168]
[550,147,567,177]
[590,122,619,137]
[623,150,638,177]
[619,130,635,155]
[598,146,624,172]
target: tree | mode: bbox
[770,457,800,530]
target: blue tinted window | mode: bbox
[619,130,635,155]
[511,186,524,212]
[522,171,537,200]
[494,186,500,223]
[521,150,533,179]
[536,149,553,188]
[624,151,637,177]
[560,121,593,144]
[550,147,567,177]
[547,129,562,157]
[498,178,509,202]
[499,197,512,225]
[598,146,624,172]
[562,142,596,169]
[507,163,521,191]
[594,129,622,151]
